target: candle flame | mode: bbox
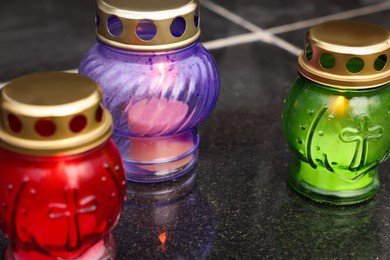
[330,95,348,117]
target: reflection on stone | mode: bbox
[115,172,215,259]
[275,190,380,259]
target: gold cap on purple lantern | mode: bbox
[96,0,200,51]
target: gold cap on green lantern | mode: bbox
[0,72,112,156]
[298,20,390,89]
[96,0,201,51]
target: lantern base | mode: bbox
[288,157,379,205]
[114,129,199,183]
[6,234,116,260]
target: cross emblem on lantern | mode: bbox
[339,114,384,171]
[48,188,97,250]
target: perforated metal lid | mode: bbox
[298,20,390,89]
[0,72,112,156]
[96,0,200,51]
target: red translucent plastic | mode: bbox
[95,106,103,123]
[0,140,126,259]
[69,115,87,133]
[7,114,22,133]
[35,119,56,137]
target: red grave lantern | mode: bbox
[0,72,126,259]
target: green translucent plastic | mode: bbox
[283,76,390,205]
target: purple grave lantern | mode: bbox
[79,0,220,182]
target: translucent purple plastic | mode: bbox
[79,41,219,182]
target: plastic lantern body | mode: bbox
[0,73,126,259]
[79,0,220,183]
[283,20,390,205]
[284,76,390,204]
[1,142,123,260]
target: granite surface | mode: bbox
[1,0,390,259]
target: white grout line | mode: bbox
[205,32,302,55]
[268,1,390,34]
[203,32,302,54]
[202,1,390,53]
[202,0,266,33]
[201,0,302,56]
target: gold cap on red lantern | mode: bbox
[298,20,390,89]
[96,0,200,51]
[0,72,112,156]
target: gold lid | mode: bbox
[96,0,201,51]
[298,20,390,89]
[0,72,112,156]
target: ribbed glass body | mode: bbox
[283,76,390,204]
[79,41,219,182]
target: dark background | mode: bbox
[1,0,390,258]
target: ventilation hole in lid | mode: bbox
[136,20,157,41]
[107,15,123,37]
[194,8,200,28]
[96,105,103,123]
[8,114,22,133]
[346,57,364,73]
[170,17,186,38]
[320,53,335,70]
[35,119,56,137]
[374,54,387,71]
[305,44,313,61]
[70,115,87,133]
